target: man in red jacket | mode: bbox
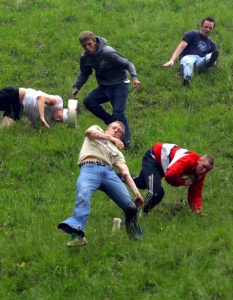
[131,143,214,214]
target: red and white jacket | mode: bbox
[152,142,205,211]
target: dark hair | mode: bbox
[201,17,216,28]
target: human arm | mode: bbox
[72,56,93,98]
[85,127,124,150]
[187,178,204,213]
[108,51,140,88]
[163,40,188,66]
[114,161,144,208]
[37,95,59,129]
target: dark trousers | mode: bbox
[0,87,22,120]
[134,149,165,213]
[83,82,131,148]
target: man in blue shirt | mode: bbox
[163,17,218,86]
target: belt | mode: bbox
[79,161,111,167]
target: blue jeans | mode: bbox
[180,53,214,78]
[83,82,131,147]
[58,164,137,234]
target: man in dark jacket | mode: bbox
[72,31,141,149]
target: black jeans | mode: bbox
[0,87,22,120]
[134,148,165,213]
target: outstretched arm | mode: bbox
[163,41,188,66]
[115,161,144,208]
[37,95,59,129]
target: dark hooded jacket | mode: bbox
[73,36,139,89]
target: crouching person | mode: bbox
[0,86,64,129]
[58,121,144,247]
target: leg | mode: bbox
[106,83,131,148]
[83,86,112,125]
[101,167,144,239]
[196,49,219,73]
[180,55,197,86]
[58,164,102,235]
[136,149,165,213]
[0,87,22,124]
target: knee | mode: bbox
[112,111,126,122]
[83,97,91,109]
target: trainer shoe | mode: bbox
[205,49,219,69]
[126,216,145,240]
[67,233,88,247]
[112,218,122,231]
[183,76,191,87]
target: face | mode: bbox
[200,21,215,37]
[195,158,213,175]
[52,109,63,122]
[105,123,124,139]
[80,39,97,55]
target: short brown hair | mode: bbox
[201,154,215,166]
[79,31,96,44]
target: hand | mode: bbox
[162,60,174,67]
[133,80,141,91]
[184,177,194,186]
[110,137,124,150]
[72,89,78,99]
[193,210,208,216]
[40,116,50,129]
[134,196,144,208]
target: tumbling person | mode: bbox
[120,142,214,215]
[0,86,66,128]
[163,17,218,86]
[58,122,144,247]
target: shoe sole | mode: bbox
[206,50,219,68]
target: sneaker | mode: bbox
[126,216,145,240]
[67,233,88,247]
[205,49,219,69]
[112,218,122,231]
[183,76,191,87]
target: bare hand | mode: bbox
[163,60,174,67]
[40,117,50,129]
[134,196,144,208]
[184,177,194,186]
[72,89,78,99]
[133,80,141,91]
[194,210,208,216]
[110,137,124,150]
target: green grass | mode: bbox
[1,0,233,299]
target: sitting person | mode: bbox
[0,86,67,128]
[163,17,218,86]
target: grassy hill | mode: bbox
[1,0,233,299]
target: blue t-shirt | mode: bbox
[179,30,216,59]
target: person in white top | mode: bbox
[0,86,68,129]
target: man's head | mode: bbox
[52,108,64,122]
[105,121,125,140]
[79,31,97,55]
[195,155,214,175]
[200,17,215,37]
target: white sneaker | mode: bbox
[112,218,122,231]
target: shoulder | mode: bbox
[87,125,103,132]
